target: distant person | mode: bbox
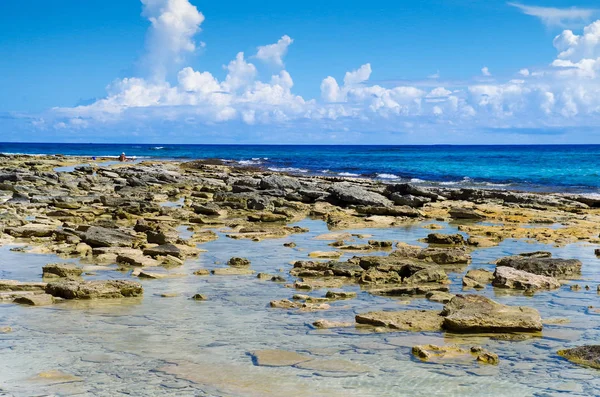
[119,152,126,162]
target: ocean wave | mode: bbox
[410,178,425,183]
[338,172,360,177]
[238,159,263,165]
[376,173,400,179]
[150,146,165,150]
[268,167,309,173]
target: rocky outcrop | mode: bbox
[493,266,561,290]
[45,280,143,299]
[329,183,392,207]
[441,294,542,333]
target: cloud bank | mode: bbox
[28,0,600,142]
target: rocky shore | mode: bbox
[2,153,600,392]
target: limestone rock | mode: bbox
[77,226,137,248]
[42,263,83,278]
[558,345,600,369]
[493,266,561,290]
[495,255,581,278]
[355,310,444,331]
[45,280,143,299]
[13,293,55,306]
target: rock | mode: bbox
[192,202,223,216]
[228,257,251,267]
[45,280,143,299]
[117,251,160,267]
[42,263,83,278]
[441,294,542,333]
[250,350,312,367]
[355,205,420,217]
[463,269,493,288]
[211,268,254,276]
[426,291,455,303]
[492,266,561,290]
[284,242,296,248]
[426,233,465,245]
[325,291,357,300]
[558,345,600,369]
[417,248,471,265]
[191,294,207,301]
[0,326,11,333]
[13,293,55,306]
[269,299,302,309]
[308,251,342,259]
[476,352,499,365]
[0,280,47,292]
[312,319,353,329]
[160,255,184,267]
[330,183,393,207]
[495,255,581,278]
[193,269,210,276]
[259,175,302,191]
[449,208,485,220]
[389,193,431,208]
[77,226,137,248]
[355,310,444,331]
[143,243,200,259]
[5,223,57,238]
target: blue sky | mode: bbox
[2,0,600,143]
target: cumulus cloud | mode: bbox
[255,35,294,67]
[46,2,600,141]
[508,2,597,28]
[141,0,205,80]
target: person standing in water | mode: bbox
[119,152,126,162]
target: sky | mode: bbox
[2,0,600,144]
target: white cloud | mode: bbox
[141,0,205,80]
[481,66,491,76]
[508,2,597,28]
[255,35,294,67]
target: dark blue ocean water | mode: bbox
[2,143,600,194]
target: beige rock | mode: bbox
[211,268,255,276]
[308,251,342,259]
[356,310,444,331]
[13,293,55,306]
[493,266,561,290]
[312,319,353,329]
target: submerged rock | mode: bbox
[312,319,353,329]
[558,345,600,369]
[355,310,444,331]
[45,280,143,299]
[250,349,311,367]
[441,294,542,333]
[227,257,251,267]
[492,266,560,290]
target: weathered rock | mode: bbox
[211,268,254,276]
[228,257,251,267]
[250,350,312,367]
[0,280,47,292]
[426,291,455,303]
[259,175,302,191]
[449,208,485,220]
[312,319,353,329]
[426,233,465,245]
[558,345,600,369]
[143,244,201,259]
[493,266,561,290]
[193,269,210,276]
[355,310,444,331]
[191,294,207,301]
[308,251,342,259]
[269,299,302,309]
[42,263,83,278]
[5,223,57,238]
[77,226,137,248]
[441,294,542,333]
[495,255,581,278]
[330,183,392,207]
[45,280,143,299]
[13,293,55,306]
[117,251,160,267]
[462,268,493,289]
[325,290,357,300]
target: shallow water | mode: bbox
[1,219,600,396]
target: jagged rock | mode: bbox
[493,266,561,290]
[228,257,251,267]
[325,291,357,300]
[117,251,160,267]
[558,345,600,369]
[389,193,431,208]
[426,233,465,245]
[192,202,223,216]
[42,263,83,278]
[495,255,581,278]
[143,243,200,259]
[441,294,542,333]
[5,223,57,238]
[355,205,420,217]
[355,310,444,331]
[45,280,143,299]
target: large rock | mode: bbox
[259,175,302,191]
[42,263,83,279]
[426,233,465,245]
[77,226,137,248]
[330,183,393,207]
[441,294,542,333]
[448,208,485,220]
[493,266,560,290]
[355,310,444,331]
[14,294,55,306]
[5,223,57,238]
[495,255,581,278]
[45,280,143,299]
[558,345,600,369]
[0,280,47,292]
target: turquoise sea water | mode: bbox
[2,143,600,193]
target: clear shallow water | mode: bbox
[4,143,600,193]
[1,219,600,396]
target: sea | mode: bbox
[2,143,600,194]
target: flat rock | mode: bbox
[211,268,255,276]
[250,349,312,367]
[0,280,47,292]
[42,263,83,278]
[78,226,137,248]
[312,319,353,329]
[493,266,560,290]
[441,294,542,333]
[14,293,55,306]
[355,310,444,331]
[495,255,581,278]
[309,251,342,259]
[45,280,143,299]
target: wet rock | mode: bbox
[389,193,431,208]
[250,350,312,367]
[13,293,55,306]
[441,294,542,333]
[284,242,297,248]
[0,326,11,333]
[462,268,493,288]
[0,280,47,292]
[228,257,251,267]
[191,294,207,301]
[192,202,224,216]
[42,263,83,279]
[143,243,200,259]
[325,291,357,300]
[370,284,450,296]
[312,319,353,329]
[558,345,600,369]
[211,268,254,276]
[355,310,444,331]
[330,183,392,207]
[259,175,302,191]
[493,266,561,290]
[270,299,302,309]
[418,247,471,265]
[426,233,466,245]
[160,254,184,267]
[476,351,499,365]
[45,280,143,299]
[426,291,455,303]
[77,226,137,248]
[5,223,57,238]
[308,251,342,259]
[355,205,420,217]
[193,269,210,276]
[495,255,581,278]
